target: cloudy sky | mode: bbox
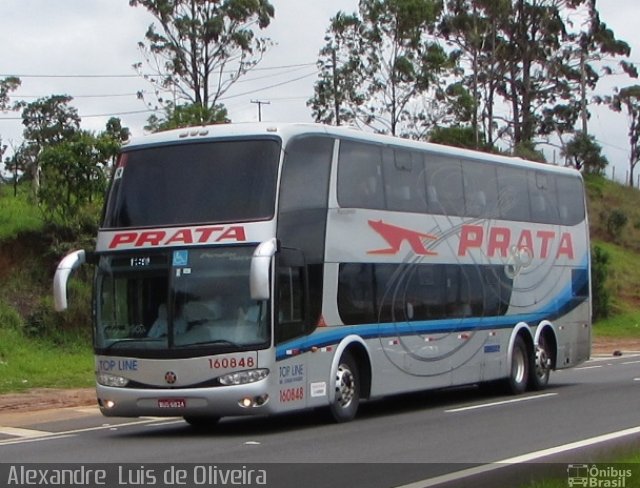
[1,0,639,183]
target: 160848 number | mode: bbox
[208,356,255,369]
[279,387,304,403]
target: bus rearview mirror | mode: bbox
[250,238,278,301]
[53,249,86,311]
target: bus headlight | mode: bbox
[218,369,269,386]
[97,372,130,388]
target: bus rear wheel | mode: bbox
[505,336,529,395]
[530,335,552,390]
[329,352,360,423]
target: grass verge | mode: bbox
[0,325,93,395]
[0,185,43,239]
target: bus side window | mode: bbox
[382,148,427,212]
[337,264,375,325]
[556,175,585,226]
[337,140,386,209]
[497,166,531,221]
[424,156,465,216]
[529,171,560,224]
[275,265,305,344]
[462,162,499,218]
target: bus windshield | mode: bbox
[95,246,269,355]
[103,139,280,228]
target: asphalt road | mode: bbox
[1,352,639,487]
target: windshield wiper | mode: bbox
[104,338,163,351]
[176,339,241,348]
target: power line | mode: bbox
[16,92,141,99]
[0,108,155,121]
[220,70,319,101]
[0,62,317,79]
[0,68,320,122]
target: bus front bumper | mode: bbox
[96,381,272,418]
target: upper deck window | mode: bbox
[103,139,280,228]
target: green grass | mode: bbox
[593,240,640,316]
[594,310,640,338]
[0,184,43,239]
[0,317,93,394]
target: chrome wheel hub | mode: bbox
[335,364,355,408]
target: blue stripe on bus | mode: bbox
[275,264,589,361]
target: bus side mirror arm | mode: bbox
[250,238,278,301]
[53,250,87,312]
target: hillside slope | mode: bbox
[0,175,638,337]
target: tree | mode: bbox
[573,0,636,136]
[1,77,21,188]
[562,131,608,174]
[99,117,131,167]
[144,101,229,132]
[38,132,103,222]
[3,141,37,197]
[38,122,127,225]
[309,0,454,137]
[591,245,611,320]
[130,0,274,118]
[429,125,484,150]
[440,0,511,149]
[308,12,367,126]
[440,0,633,154]
[609,85,640,187]
[16,95,81,196]
[0,76,20,112]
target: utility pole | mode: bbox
[251,99,271,122]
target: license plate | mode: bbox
[158,399,186,408]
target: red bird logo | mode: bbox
[367,220,438,256]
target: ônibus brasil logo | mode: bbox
[567,464,633,487]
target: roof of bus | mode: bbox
[123,122,581,177]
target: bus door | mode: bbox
[274,248,309,410]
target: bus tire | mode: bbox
[505,336,529,395]
[183,416,221,429]
[329,351,360,423]
[530,334,552,390]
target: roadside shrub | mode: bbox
[0,301,23,330]
[591,245,611,320]
[606,209,628,240]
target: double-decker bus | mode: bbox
[54,123,591,425]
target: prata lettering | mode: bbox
[458,225,574,260]
[108,226,246,249]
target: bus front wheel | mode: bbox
[329,352,360,423]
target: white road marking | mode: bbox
[394,425,640,488]
[590,353,640,362]
[146,420,184,427]
[622,360,640,365]
[445,393,557,413]
[574,365,602,370]
[0,417,179,447]
[0,434,75,446]
[0,427,50,438]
